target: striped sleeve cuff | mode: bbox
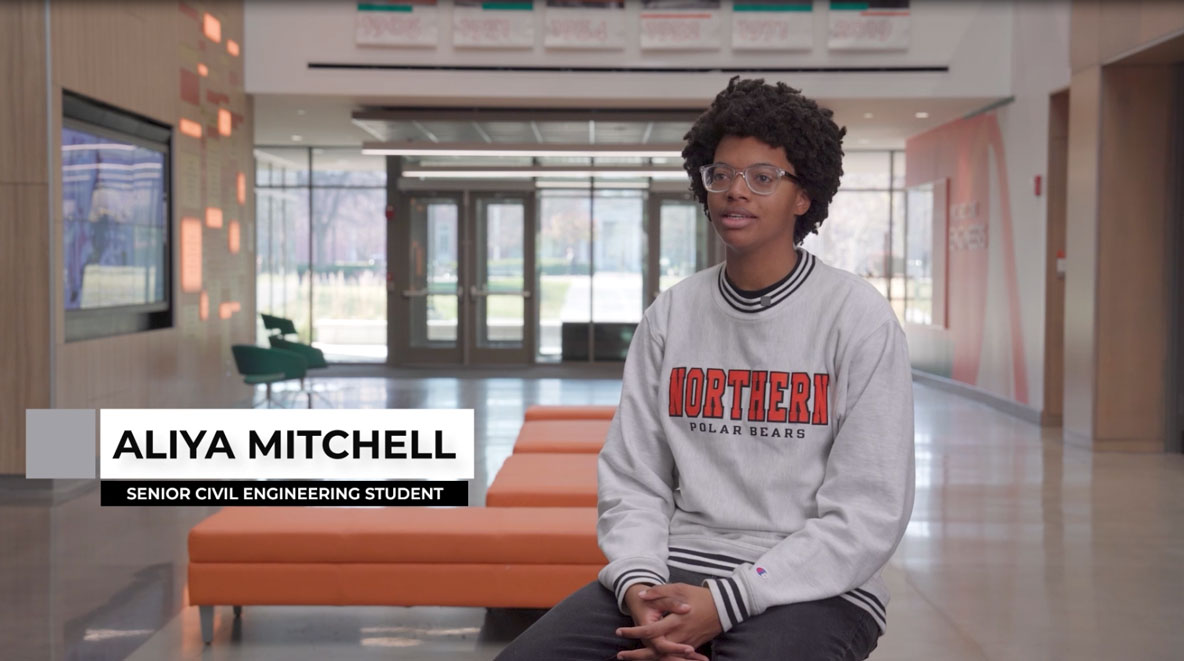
[702,576,752,632]
[612,568,666,613]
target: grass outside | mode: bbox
[428,279,571,321]
[258,274,571,340]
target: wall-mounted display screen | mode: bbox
[62,92,173,341]
[62,125,167,310]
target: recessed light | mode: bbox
[291,134,304,142]
[858,139,870,145]
[915,112,930,119]
[296,109,306,116]
[863,112,874,119]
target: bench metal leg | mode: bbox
[200,605,214,644]
[233,605,242,618]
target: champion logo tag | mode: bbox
[755,566,768,578]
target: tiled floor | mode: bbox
[3,371,1183,660]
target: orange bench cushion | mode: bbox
[523,405,616,421]
[188,563,602,608]
[486,453,598,507]
[513,419,612,454]
[188,506,603,565]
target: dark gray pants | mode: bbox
[494,566,880,661]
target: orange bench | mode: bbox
[486,453,598,507]
[523,404,616,421]
[188,506,604,644]
[513,418,612,454]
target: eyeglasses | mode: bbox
[699,163,802,196]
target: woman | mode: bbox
[497,77,914,661]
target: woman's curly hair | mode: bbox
[682,77,846,245]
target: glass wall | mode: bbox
[535,188,647,361]
[801,150,907,319]
[255,147,387,362]
[591,190,645,324]
[537,190,591,359]
[255,148,309,343]
[904,182,935,325]
[658,199,708,293]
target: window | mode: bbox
[801,151,907,316]
[254,148,388,362]
[904,183,934,325]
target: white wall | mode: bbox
[987,0,1070,411]
[244,0,1013,106]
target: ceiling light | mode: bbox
[367,148,682,159]
[535,181,650,189]
[914,112,929,119]
[362,142,684,159]
[402,168,685,180]
[296,109,306,116]
[863,112,874,119]
[858,139,870,145]
[291,134,303,142]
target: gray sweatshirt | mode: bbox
[597,250,915,634]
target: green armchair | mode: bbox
[267,336,328,370]
[231,345,307,408]
[260,313,299,339]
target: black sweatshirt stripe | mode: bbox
[668,547,748,566]
[612,568,663,595]
[852,587,886,614]
[708,579,739,628]
[723,577,750,621]
[843,590,887,627]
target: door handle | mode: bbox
[470,287,532,299]
[404,286,464,298]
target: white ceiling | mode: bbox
[253,93,1001,155]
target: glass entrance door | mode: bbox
[397,194,463,363]
[392,191,535,365]
[468,193,535,363]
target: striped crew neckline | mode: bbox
[717,250,816,314]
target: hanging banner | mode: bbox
[731,0,813,51]
[827,0,910,51]
[356,0,439,47]
[545,1,626,50]
[640,0,722,51]
[454,1,535,49]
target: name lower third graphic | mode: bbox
[100,480,468,506]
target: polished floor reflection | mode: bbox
[3,372,1183,660]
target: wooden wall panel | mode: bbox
[50,0,176,126]
[0,0,48,185]
[1136,1,1184,46]
[1074,0,1184,71]
[1042,91,1069,424]
[47,0,254,418]
[1094,65,1173,443]
[0,184,51,473]
[1097,1,1144,66]
[1062,67,1102,441]
[1070,0,1101,73]
[0,1,50,473]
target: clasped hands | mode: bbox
[616,583,723,661]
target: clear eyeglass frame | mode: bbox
[699,163,802,196]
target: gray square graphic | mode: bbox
[25,409,96,479]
